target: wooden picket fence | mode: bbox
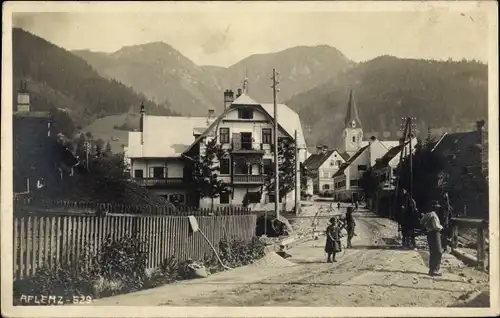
[13,213,257,280]
[13,197,252,216]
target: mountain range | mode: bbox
[72,44,354,116]
[12,28,179,129]
[14,27,488,149]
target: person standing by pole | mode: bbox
[345,206,356,248]
[420,201,444,276]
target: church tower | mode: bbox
[343,90,363,156]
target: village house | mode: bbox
[303,146,348,195]
[126,85,307,209]
[371,140,415,190]
[331,90,404,202]
[430,120,488,219]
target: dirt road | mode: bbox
[91,208,489,307]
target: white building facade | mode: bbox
[127,89,307,209]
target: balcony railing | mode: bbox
[134,177,184,187]
[231,142,266,153]
[233,174,265,184]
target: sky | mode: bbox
[10,2,490,67]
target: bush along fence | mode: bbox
[13,197,252,216]
[13,213,257,282]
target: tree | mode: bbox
[360,168,378,203]
[104,141,113,156]
[95,138,105,157]
[394,138,445,213]
[192,138,231,211]
[265,138,296,210]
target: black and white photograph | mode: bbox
[1,1,498,317]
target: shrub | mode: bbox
[219,237,266,267]
[96,234,148,292]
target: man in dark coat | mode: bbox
[420,201,444,276]
[325,217,342,263]
[345,206,356,248]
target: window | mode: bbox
[352,136,356,142]
[323,171,329,178]
[336,160,342,166]
[263,159,273,175]
[220,191,231,204]
[262,128,272,144]
[238,108,253,119]
[220,128,230,144]
[357,165,367,172]
[350,179,358,187]
[134,169,144,178]
[220,158,231,175]
[323,184,330,190]
[149,167,166,178]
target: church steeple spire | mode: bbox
[344,90,362,129]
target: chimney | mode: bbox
[236,88,242,98]
[139,102,145,144]
[16,80,30,112]
[316,145,323,154]
[223,89,234,110]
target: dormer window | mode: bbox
[238,108,253,119]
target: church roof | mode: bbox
[344,90,362,129]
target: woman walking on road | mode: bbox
[420,201,444,276]
[325,217,342,263]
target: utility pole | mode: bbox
[408,117,413,198]
[294,130,300,215]
[272,69,280,219]
[408,117,417,199]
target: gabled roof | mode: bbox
[332,144,369,178]
[344,90,362,129]
[432,131,482,167]
[182,103,295,156]
[127,116,208,158]
[304,149,347,170]
[372,143,406,171]
[338,151,350,161]
[231,93,260,106]
[304,150,335,170]
[261,103,306,148]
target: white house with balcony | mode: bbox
[126,87,307,209]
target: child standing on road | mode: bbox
[325,217,342,263]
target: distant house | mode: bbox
[13,81,83,194]
[127,86,308,209]
[371,139,417,190]
[304,146,348,194]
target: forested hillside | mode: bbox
[286,56,488,147]
[12,28,179,133]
